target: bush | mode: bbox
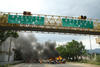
[96,55,100,62]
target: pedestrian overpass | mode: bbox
[0,11,100,35]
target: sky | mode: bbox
[0,0,100,49]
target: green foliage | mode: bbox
[56,40,86,61]
[96,55,100,62]
[0,30,19,46]
[0,64,10,67]
[0,14,8,23]
[56,45,66,58]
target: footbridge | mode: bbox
[0,11,100,35]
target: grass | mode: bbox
[79,60,100,65]
[68,59,100,65]
[78,55,100,65]
[0,61,23,67]
[88,61,100,65]
[0,64,10,67]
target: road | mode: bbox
[10,63,100,67]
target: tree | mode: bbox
[56,40,86,61]
[0,30,19,46]
[56,45,67,58]
[66,40,86,61]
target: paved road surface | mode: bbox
[10,63,100,67]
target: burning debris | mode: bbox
[48,56,66,64]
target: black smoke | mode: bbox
[14,33,59,62]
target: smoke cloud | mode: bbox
[13,33,59,62]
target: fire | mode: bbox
[47,56,66,64]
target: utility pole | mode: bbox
[8,37,12,62]
[89,35,92,50]
[89,35,92,59]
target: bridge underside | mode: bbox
[0,23,100,35]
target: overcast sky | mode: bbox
[0,0,100,19]
[0,0,100,49]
